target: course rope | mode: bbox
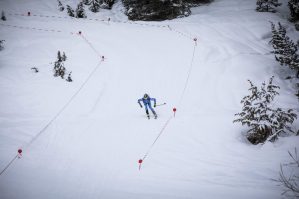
[0,28,105,176]
[139,40,197,169]
[7,12,194,40]
[178,42,197,108]
[141,116,173,162]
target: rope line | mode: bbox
[142,116,173,161]
[80,34,102,57]
[0,31,104,176]
[0,155,18,176]
[178,43,197,108]
[7,12,193,40]
[140,39,197,168]
[27,61,102,146]
[0,23,63,33]
[0,61,103,176]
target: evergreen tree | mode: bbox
[234,77,297,144]
[288,0,299,22]
[271,22,299,77]
[256,0,281,12]
[76,2,87,18]
[270,22,285,52]
[83,0,91,5]
[57,51,62,62]
[1,11,6,21]
[89,0,100,13]
[66,5,75,17]
[62,52,67,61]
[58,0,64,11]
[54,61,62,77]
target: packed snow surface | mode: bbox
[0,0,298,198]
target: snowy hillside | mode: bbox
[0,0,298,198]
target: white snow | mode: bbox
[0,0,298,198]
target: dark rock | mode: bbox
[247,126,272,145]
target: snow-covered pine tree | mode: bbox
[234,77,297,144]
[66,5,75,17]
[59,65,66,79]
[288,0,299,22]
[57,51,62,62]
[270,22,299,77]
[83,0,91,5]
[76,2,87,18]
[1,11,6,21]
[53,61,62,77]
[58,0,64,11]
[270,22,285,53]
[62,52,67,61]
[89,0,100,13]
[256,0,282,12]
[269,108,297,141]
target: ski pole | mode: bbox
[156,103,166,107]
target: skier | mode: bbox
[138,93,157,119]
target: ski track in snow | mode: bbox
[0,0,298,198]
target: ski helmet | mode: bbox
[143,93,149,99]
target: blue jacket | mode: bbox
[138,97,156,106]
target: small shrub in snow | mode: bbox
[256,0,281,12]
[66,5,75,17]
[234,77,297,144]
[0,40,4,50]
[275,148,299,198]
[57,0,64,12]
[1,11,6,21]
[66,72,73,82]
[76,2,87,18]
[31,67,39,73]
[289,0,299,22]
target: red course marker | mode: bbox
[18,149,22,158]
[138,159,143,170]
[173,107,177,117]
[18,149,22,154]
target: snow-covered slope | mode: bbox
[0,0,298,198]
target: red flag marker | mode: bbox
[138,159,143,170]
[193,38,197,45]
[18,149,22,158]
[173,107,177,117]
